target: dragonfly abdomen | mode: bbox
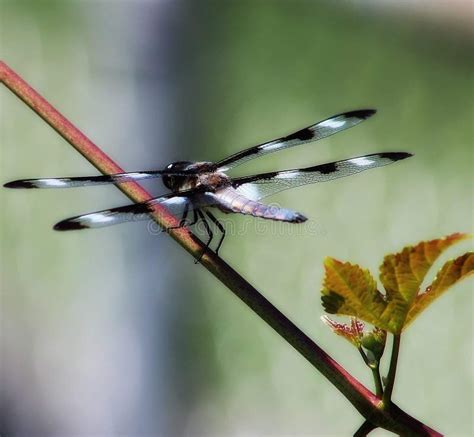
[215,188,306,223]
[249,202,307,223]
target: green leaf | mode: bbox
[378,233,470,332]
[321,258,387,327]
[405,252,474,327]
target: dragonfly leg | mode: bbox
[188,208,198,226]
[165,202,190,231]
[195,209,213,264]
[205,211,225,256]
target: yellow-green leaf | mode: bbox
[378,233,469,332]
[404,252,474,328]
[320,234,471,333]
[321,257,387,328]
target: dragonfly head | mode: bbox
[162,161,194,191]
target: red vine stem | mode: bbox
[1,61,441,436]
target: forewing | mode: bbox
[216,109,376,170]
[233,152,412,201]
[3,170,187,189]
[53,194,195,231]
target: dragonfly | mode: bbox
[4,109,412,259]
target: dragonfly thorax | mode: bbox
[162,160,222,192]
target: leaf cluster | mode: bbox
[321,233,473,334]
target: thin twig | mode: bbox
[0,61,442,436]
[372,367,384,399]
[358,347,383,398]
[383,334,401,406]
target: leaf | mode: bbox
[378,233,469,332]
[321,258,388,328]
[320,233,471,333]
[404,252,474,327]
[321,316,365,347]
[322,316,387,367]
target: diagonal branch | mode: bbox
[0,61,441,436]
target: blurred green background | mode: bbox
[1,0,472,435]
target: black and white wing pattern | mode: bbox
[53,192,199,231]
[232,152,412,201]
[3,170,180,189]
[216,109,376,171]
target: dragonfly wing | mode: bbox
[53,193,200,231]
[216,109,376,171]
[3,170,191,189]
[233,152,412,200]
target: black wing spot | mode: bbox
[318,162,338,174]
[117,203,153,214]
[301,162,338,174]
[284,127,315,142]
[54,220,88,231]
[379,152,413,161]
[258,171,279,181]
[343,109,376,120]
[4,180,37,188]
[232,147,261,160]
[233,171,279,186]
